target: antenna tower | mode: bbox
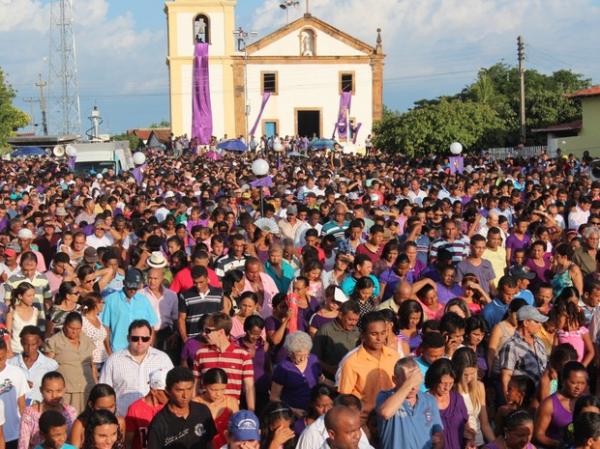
[48,0,82,136]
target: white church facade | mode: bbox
[165,0,384,142]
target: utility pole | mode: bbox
[23,97,38,133]
[233,27,257,143]
[518,35,526,144]
[35,74,49,136]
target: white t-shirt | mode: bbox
[0,364,31,441]
[86,233,114,249]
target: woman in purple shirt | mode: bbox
[270,331,322,415]
[425,358,471,449]
[237,314,271,414]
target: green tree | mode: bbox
[373,61,592,153]
[0,68,29,150]
[111,132,141,150]
[373,99,504,157]
[149,120,170,128]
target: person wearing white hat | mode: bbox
[17,228,47,272]
[125,368,169,449]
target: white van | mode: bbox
[70,141,134,175]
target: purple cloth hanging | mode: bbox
[250,92,271,137]
[449,156,464,175]
[192,43,212,145]
[352,123,362,144]
[67,156,76,171]
[335,92,352,140]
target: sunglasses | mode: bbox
[130,336,151,343]
[203,327,218,335]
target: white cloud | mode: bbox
[0,0,167,132]
[250,0,600,108]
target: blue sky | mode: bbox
[2,0,600,135]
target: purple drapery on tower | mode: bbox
[249,92,271,137]
[334,92,352,140]
[191,43,212,145]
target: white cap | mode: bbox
[149,369,168,390]
[333,287,350,304]
[18,229,34,240]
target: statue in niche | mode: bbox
[301,30,314,56]
[194,15,209,43]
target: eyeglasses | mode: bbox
[203,327,218,334]
[130,336,151,342]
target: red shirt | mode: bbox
[192,342,254,399]
[170,266,221,293]
[355,243,382,264]
[125,398,164,449]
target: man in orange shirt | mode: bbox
[338,310,400,421]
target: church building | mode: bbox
[165,0,384,144]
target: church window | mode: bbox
[193,14,210,44]
[340,72,355,94]
[262,72,278,95]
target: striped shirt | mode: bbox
[321,220,350,242]
[192,342,253,399]
[178,286,223,338]
[429,236,470,264]
[4,272,52,312]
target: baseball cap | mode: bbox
[228,410,260,442]
[516,305,548,323]
[508,265,536,280]
[149,369,168,390]
[84,247,98,265]
[286,205,298,216]
[333,287,349,304]
[124,268,143,289]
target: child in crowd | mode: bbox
[35,410,77,449]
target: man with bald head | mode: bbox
[143,267,178,360]
[377,281,412,313]
[321,406,362,449]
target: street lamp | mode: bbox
[252,158,270,217]
[279,0,300,23]
[233,27,257,144]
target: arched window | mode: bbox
[193,14,210,44]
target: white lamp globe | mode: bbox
[273,141,284,152]
[450,142,463,155]
[65,145,77,157]
[252,158,269,177]
[133,152,146,165]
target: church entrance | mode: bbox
[296,109,321,138]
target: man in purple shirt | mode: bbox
[505,216,531,264]
[435,266,463,305]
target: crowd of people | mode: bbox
[0,144,599,449]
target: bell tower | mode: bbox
[165,0,237,138]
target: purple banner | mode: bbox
[449,156,464,175]
[335,92,352,140]
[132,164,145,186]
[67,156,76,171]
[192,43,212,145]
[351,122,362,144]
[249,92,271,137]
[250,176,273,188]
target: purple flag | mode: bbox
[335,92,352,140]
[449,156,464,175]
[351,123,362,144]
[192,43,212,145]
[132,164,145,186]
[249,92,271,137]
[250,176,273,188]
[67,156,76,171]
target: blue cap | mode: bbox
[228,410,260,442]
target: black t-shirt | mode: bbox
[147,402,216,449]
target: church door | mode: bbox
[297,110,321,138]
